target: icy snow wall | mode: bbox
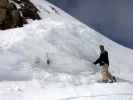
[0,0,133,82]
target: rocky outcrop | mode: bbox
[0,0,9,29]
[0,0,41,30]
[19,0,41,20]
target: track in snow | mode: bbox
[59,93,133,100]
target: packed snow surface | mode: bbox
[0,0,133,100]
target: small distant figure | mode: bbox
[46,58,50,65]
[46,53,50,65]
[49,6,59,14]
[93,45,116,83]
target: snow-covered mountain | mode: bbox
[0,0,133,100]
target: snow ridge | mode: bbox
[0,0,133,100]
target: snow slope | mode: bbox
[0,0,133,100]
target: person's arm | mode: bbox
[93,57,100,65]
[93,53,102,65]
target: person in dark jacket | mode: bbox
[94,45,116,83]
[94,45,109,66]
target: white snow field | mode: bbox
[0,0,133,100]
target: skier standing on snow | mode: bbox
[93,45,116,83]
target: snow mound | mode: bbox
[0,0,133,100]
[0,0,133,82]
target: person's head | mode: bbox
[99,45,105,52]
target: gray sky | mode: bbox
[47,0,133,49]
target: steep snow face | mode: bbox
[0,0,99,81]
[0,0,132,82]
[32,0,133,81]
[0,0,133,83]
[0,0,133,100]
